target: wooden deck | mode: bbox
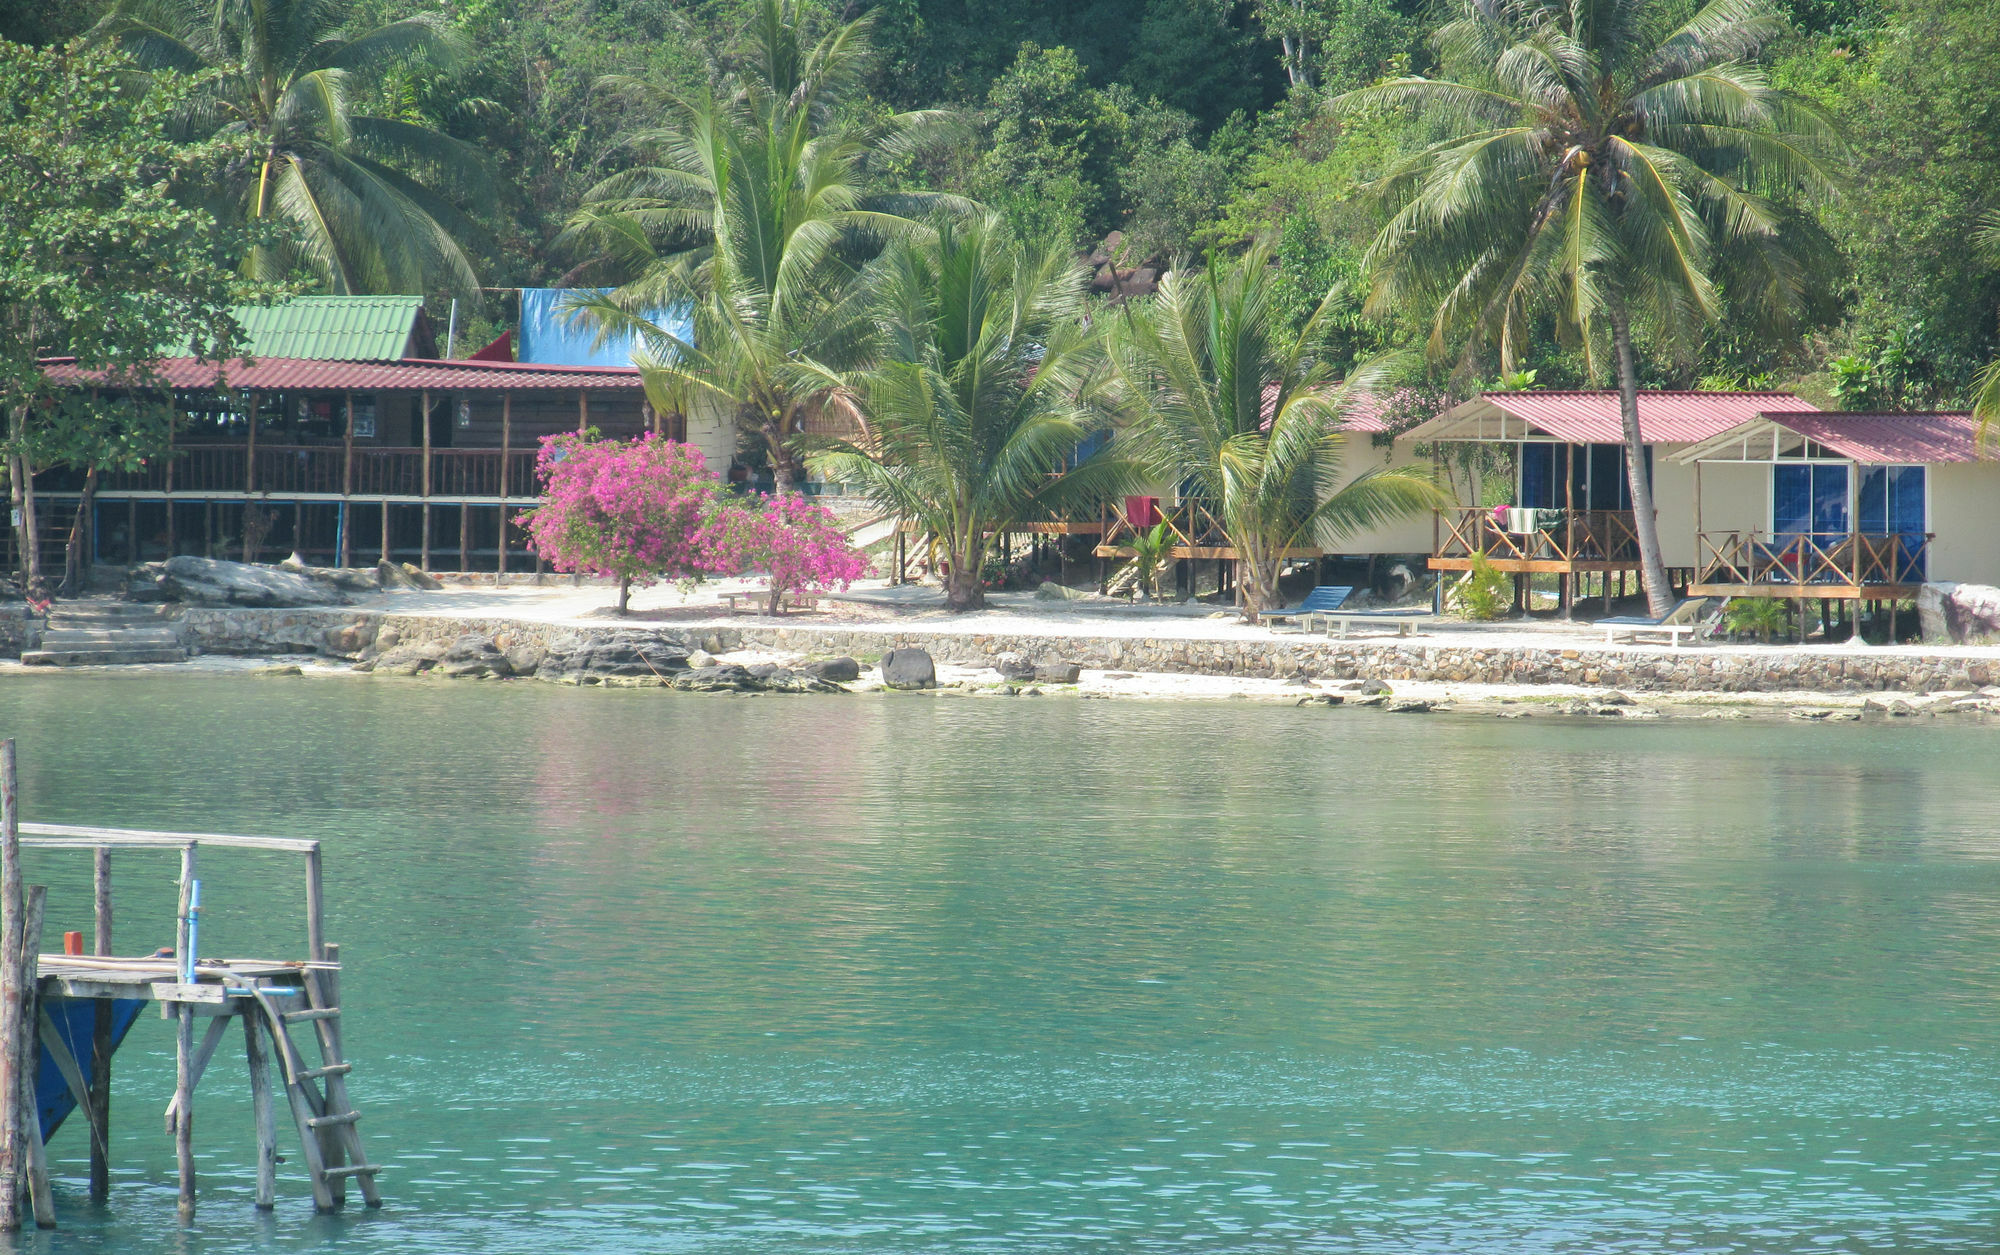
[1428,507,1641,575]
[1093,500,1320,563]
[0,808,381,1229]
[1689,530,1929,601]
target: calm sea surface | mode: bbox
[0,673,1996,1253]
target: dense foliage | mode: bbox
[0,40,264,590]
[3,0,1996,408]
[520,431,721,613]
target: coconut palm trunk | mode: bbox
[1340,0,1839,624]
[1607,298,1673,615]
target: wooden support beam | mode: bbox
[172,840,196,1221]
[497,392,511,582]
[379,500,390,564]
[577,389,588,434]
[420,391,432,572]
[341,393,355,569]
[248,990,334,1211]
[19,886,51,1230]
[90,846,111,1203]
[1,740,24,1234]
[244,1011,277,1209]
[459,503,469,573]
[165,1012,232,1131]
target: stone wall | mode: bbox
[161,606,2000,694]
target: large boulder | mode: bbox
[672,664,760,692]
[361,642,446,675]
[438,634,513,678]
[149,556,350,607]
[1919,582,2000,644]
[278,554,387,593]
[804,656,861,683]
[879,648,936,690]
[993,653,1038,682]
[377,560,443,591]
[1034,661,1083,685]
[534,634,691,685]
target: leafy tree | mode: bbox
[701,494,870,614]
[1122,0,1270,128]
[92,0,488,297]
[0,40,256,592]
[1342,0,1840,617]
[1114,241,1442,622]
[974,43,1129,248]
[563,0,956,494]
[1115,102,1242,261]
[812,215,1136,611]
[1255,0,1419,93]
[519,431,721,615]
[1778,0,2000,408]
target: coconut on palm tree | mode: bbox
[561,0,959,494]
[94,0,486,297]
[811,215,1136,611]
[1341,0,1839,616]
[1114,242,1443,624]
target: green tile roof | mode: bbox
[230,296,427,361]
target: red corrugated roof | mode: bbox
[1258,382,1391,432]
[40,355,644,391]
[1482,390,1815,442]
[1760,411,1983,464]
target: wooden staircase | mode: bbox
[246,943,379,1209]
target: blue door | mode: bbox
[1857,465,1927,581]
[1772,463,1849,583]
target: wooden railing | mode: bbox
[1099,498,1231,552]
[1695,530,1931,589]
[98,445,540,499]
[1435,507,1641,564]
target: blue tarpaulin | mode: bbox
[516,288,693,367]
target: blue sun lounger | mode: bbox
[1266,585,1353,631]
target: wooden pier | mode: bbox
[0,740,379,1229]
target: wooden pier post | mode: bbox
[174,843,197,1222]
[0,739,24,1233]
[90,846,111,1203]
[244,1013,276,1209]
[20,885,51,1230]
[420,390,433,572]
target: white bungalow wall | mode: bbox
[1924,461,2000,586]
[1319,436,1436,556]
[684,394,738,477]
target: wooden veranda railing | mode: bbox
[1433,507,1641,565]
[1095,497,1320,560]
[97,445,540,499]
[1694,530,1931,590]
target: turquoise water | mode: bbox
[1,674,1997,1252]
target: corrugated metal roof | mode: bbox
[1480,390,1816,442]
[231,296,427,361]
[1410,390,1818,443]
[42,355,645,392]
[1257,382,1391,432]
[1756,411,1982,464]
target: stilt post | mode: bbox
[90,846,111,1203]
[174,844,196,1221]
[244,1012,276,1209]
[497,392,511,582]
[420,390,432,571]
[0,739,23,1233]
[19,885,51,1229]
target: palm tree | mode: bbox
[1973,211,2000,443]
[810,215,1137,611]
[562,0,959,494]
[93,0,485,297]
[1114,242,1444,624]
[1340,0,1838,617]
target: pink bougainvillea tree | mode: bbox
[703,494,871,615]
[520,432,720,615]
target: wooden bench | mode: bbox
[1315,612,1430,639]
[722,591,819,614]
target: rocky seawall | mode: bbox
[165,605,2000,694]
